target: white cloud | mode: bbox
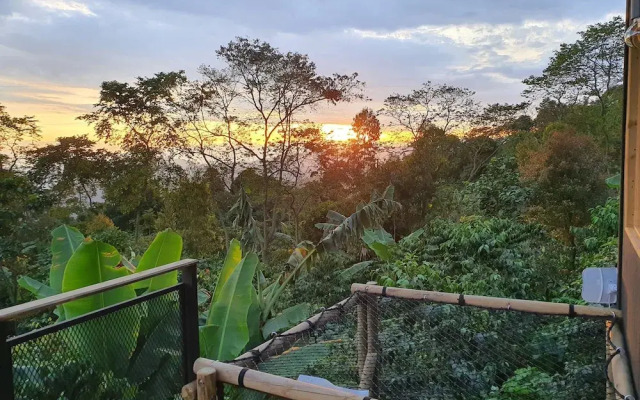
[348,19,588,69]
[31,0,96,17]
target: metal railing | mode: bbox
[0,259,200,400]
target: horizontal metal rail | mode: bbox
[0,259,198,321]
[192,358,375,400]
[351,283,622,319]
[7,284,181,346]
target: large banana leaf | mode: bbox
[247,289,263,347]
[362,228,395,261]
[338,260,374,281]
[50,224,84,293]
[262,303,311,339]
[135,229,183,293]
[61,239,139,375]
[127,296,182,397]
[17,276,57,299]
[62,239,136,318]
[211,239,242,303]
[200,253,258,361]
[317,185,400,252]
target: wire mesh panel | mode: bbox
[235,293,611,400]
[7,289,184,400]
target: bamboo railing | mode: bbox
[351,283,635,400]
[183,282,635,400]
[182,358,376,400]
[350,283,621,319]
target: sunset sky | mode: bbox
[0,0,623,142]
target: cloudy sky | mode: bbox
[0,0,623,141]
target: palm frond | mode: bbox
[318,185,401,252]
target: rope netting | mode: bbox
[227,292,619,400]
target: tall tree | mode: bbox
[26,135,108,206]
[518,128,606,245]
[0,104,39,172]
[178,67,241,190]
[213,37,364,259]
[461,102,532,180]
[380,82,478,140]
[524,16,624,107]
[307,109,382,197]
[523,16,624,159]
[79,71,187,153]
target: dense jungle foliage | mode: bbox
[0,16,624,399]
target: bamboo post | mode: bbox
[356,297,368,376]
[181,381,197,400]
[197,367,217,400]
[608,323,636,398]
[606,321,616,400]
[359,282,380,397]
[194,358,376,400]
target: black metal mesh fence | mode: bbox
[8,289,183,400]
[232,293,611,400]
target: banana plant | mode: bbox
[262,185,400,318]
[199,239,312,361]
[14,226,185,398]
[18,224,84,320]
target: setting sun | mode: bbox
[322,124,356,141]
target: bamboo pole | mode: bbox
[181,381,197,400]
[606,321,616,400]
[361,282,380,397]
[197,367,217,400]
[231,294,359,367]
[351,283,621,319]
[358,352,378,391]
[356,300,368,376]
[608,323,636,398]
[194,358,376,400]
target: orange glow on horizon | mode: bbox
[322,124,356,141]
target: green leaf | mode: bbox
[127,296,181,392]
[197,289,210,306]
[50,224,84,293]
[287,241,317,270]
[17,276,57,299]
[247,289,263,347]
[121,257,137,273]
[201,253,258,361]
[262,276,281,301]
[318,185,400,252]
[262,303,311,339]
[362,228,395,261]
[338,261,374,281]
[135,229,183,293]
[400,228,424,245]
[606,173,621,189]
[17,276,66,320]
[62,239,136,318]
[60,239,139,375]
[212,239,243,303]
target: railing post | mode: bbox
[196,367,217,400]
[356,294,368,377]
[0,321,15,400]
[606,320,616,400]
[181,262,200,384]
[359,282,380,398]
